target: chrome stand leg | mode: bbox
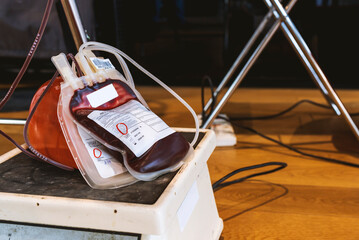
[204,8,276,113]
[202,0,297,128]
[266,0,359,139]
[0,119,27,125]
[202,0,359,142]
[264,0,340,114]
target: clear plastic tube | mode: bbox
[78,41,199,147]
[76,46,135,89]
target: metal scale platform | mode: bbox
[0,129,223,240]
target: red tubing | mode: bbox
[0,0,54,110]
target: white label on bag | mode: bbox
[87,84,119,108]
[87,100,175,157]
[77,126,128,178]
[90,57,115,70]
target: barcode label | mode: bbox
[90,57,115,70]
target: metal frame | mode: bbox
[201,0,359,142]
[3,0,359,141]
[60,0,88,49]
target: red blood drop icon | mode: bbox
[116,123,128,135]
[93,148,102,158]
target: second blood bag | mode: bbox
[52,41,199,187]
[58,79,138,188]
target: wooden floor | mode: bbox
[1,87,359,239]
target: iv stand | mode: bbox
[2,0,359,142]
[201,0,359,142]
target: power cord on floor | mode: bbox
[228,99,330,121]
[218,116,359,168]
[212,162,287,191]
[201,76,359,192]
[200,77,288,191]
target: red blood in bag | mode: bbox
[69,79,190,173]
[28,77,77,169]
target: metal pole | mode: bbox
[265,0,339,114]
[60,0,88,48]
[201,0,297,128]
[266,0,359,140]
[203,10,273,113]
[203,0,297,113]
[0,119,27,125]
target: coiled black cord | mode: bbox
[200,76,359,192]
[212,162,287,191]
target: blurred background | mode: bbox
[0,0,359,92]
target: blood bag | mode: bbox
[58,77,137,189]
[51,41,199,186]
[0,0,200,189]
[26,76,77,170]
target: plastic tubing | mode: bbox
[76,47,135,89]
[0,0,54,110]
[78,41,199,147]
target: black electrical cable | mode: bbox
[200,77,287,191]
[200,76,359,121]
[219,116,359,168]
[201,77,359,167]
[230,99,359,120]
[202,76,359,194]
[212,162,287,191]
[201,75,217,126]
[229,99,331,121]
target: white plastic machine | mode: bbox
[0,128,223,239]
